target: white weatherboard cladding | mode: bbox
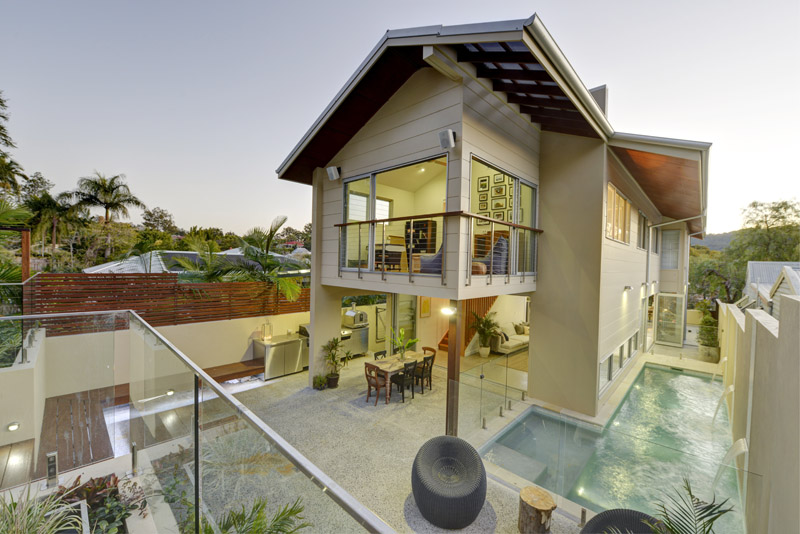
[318,68,463,292]
[597,155,654,360]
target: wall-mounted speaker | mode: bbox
[438,129,456,150]
[326,166,341,181]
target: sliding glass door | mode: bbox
[654,293,684,347]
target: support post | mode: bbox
[445,299,462,436]
[21,229,30,281]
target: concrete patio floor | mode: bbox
[231,359,581,533]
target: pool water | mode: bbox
[482,365,746,532]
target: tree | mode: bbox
[689,200,800,304]
[72,172,146,258]
[274,223,311,251]
[0,91,26,193]
[142,206,177,233]
[171,235,231,282]
[24,192,77,263]
[223,216,301,300]
[18,172,54,203]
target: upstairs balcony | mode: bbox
[335,211,540,297]
[323,155,542,299]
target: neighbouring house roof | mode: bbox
[276,13,709,235]
[83,249,309,275]
[745,261,800,299]
[769,265,800,299]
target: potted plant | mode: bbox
[390,327,419,360]
[322,337,351,389]
[696,300,720,363]
[470,311,500,358]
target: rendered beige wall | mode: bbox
[718,297,800,533]
[156,312,309,370]
[531,131,605,416]
[0,331,45,448]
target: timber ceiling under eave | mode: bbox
[611,146,703,234]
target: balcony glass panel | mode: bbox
[343,177,371,269]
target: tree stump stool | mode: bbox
[518,486,556,533]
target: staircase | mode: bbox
[438,331,449,351]
[436,296,499,354]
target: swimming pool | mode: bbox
[481,365,746,532]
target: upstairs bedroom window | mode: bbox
[661,230,680,269]
[637,211,649,250]
[606,183,631,244]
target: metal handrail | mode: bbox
[2,310,395,534]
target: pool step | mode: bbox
[485,443,547,485]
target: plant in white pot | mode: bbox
[470,311,500,358]
[390,327,419,360]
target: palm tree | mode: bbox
[171,235,231,282]
[223,216,302,301]
[72,172,145,257]
[0,156,26,193]
[0,92,25,193]
[0,198,31,227]
[24,192,76,258]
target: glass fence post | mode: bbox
[194,376,201,534]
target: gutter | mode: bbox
[523,15,615,139]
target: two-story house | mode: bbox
[276,13,708,427]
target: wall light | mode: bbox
[7,422,20,432]
[623,285,633,291]
[441,306,457,316]
[166,389,175,396]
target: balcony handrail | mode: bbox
[334,210,464,228]
[462,212,544,233]
[334,210,543,234]
[1,310,395,534]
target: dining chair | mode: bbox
[365,363,387,405]
[422,346,437,358]
[374,350,387,360]
[390,360,417,403]
[415,354,435,393]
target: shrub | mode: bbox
[698,314,719,348]
[312,374,327,390]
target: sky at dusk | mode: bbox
[2,0,798,235]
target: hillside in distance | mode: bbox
[691,231,736,250]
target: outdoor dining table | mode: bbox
[368,352,420,403]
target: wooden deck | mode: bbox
[33,388,116,478]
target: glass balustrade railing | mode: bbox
[0,311,393,533]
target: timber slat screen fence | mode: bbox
[21,273,310,336]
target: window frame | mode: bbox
[605,183,632,245]
[340,154,448,273]
[660,229,680,270]
[637,211,649,250]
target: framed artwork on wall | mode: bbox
[478,176,489,191]
[419,296,431,318]
[509,197,513,208]
[493,173,505,184]
[492,198,507,210]
[507,209,513,221]
[491,185,506,197]
[478,193,488,201]
[477,212,490,225]
[493,211,505,221]
[479,202,488,211]
[508,176,514,185]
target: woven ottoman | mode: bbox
[581,508,662,533]
[411,436,487,529]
